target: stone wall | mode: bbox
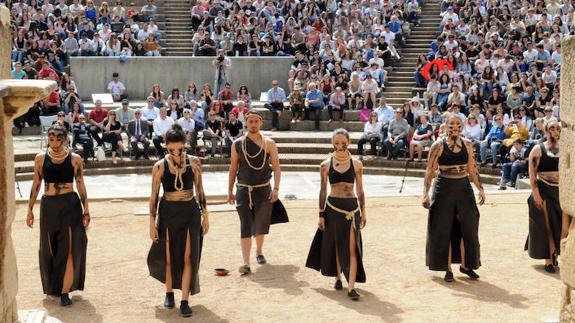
[70,57,294,101]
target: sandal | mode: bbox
[334,280,343,290]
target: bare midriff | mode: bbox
[44,183,74,196]
[329,183,356,198]
[163,189,195,201]
[438,164,469,179]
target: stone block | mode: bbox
[561,36,575,125]
[560,129,575,216]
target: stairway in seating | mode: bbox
[162,0,194,56]
[383,0,442,108]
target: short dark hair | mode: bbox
[165,123,186,144]
[112,72,119,77]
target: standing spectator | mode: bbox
[265,80,286,131]
[357,111,382,156]
[499,139,528,189]
[107,72,127,101]
[305,82,324,131]
[212,52,231,94]
[152,107,174,158]
[126,109,150,160]
[224,112,243,156]
[384,108,410,160]
[88,100,109,147]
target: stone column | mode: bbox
[0,5,57,322]
[560,35,575,322]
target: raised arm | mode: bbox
[465,139,485,205]
[227,140,239,204]
[72,154,90,227]
[354,159,366,229]
[268,138,281,202]
[149,160,163,241]
[422,140,442,209]
[191,156,209,235]
[27,154,45,228]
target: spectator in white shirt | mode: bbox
[357,111,382,156]
[141,96,160,137]
[107,72,127,101]
[152,107,175,158]
[178,108,197,154]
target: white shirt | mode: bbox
[380,31,395,45]
[153,116,175,137]
[373,105,395,125]
[107,80,126,96]
[141,106,159,121]
[177,117,195,132]
[363,121,382,137]
[463,123,482,141]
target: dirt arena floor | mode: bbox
[13,193,563,323]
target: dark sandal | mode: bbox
[164,292,175,309]
[256,255,267,264]
[238,265,252,275]
[60,293,73,307]
[459,266,480,280]
[545,264,556,273]
[180,301,193,317]
[334,280,343,290]
[347,289,360,301]
[444,271,454,282]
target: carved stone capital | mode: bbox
[0,80,57,119]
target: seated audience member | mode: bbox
[409,114,433,161]
[62,86,83,114]
[462,114,482,153]
[231,101,249,128]
[480,115,507,167]
[115,99,136,127]
[72,114,95,162]
[305,82,324,131]
[499,139,528,190]
[177,108,197,154]
[127,109,150,160]
[88,99,108,147]
[528,117,546,146]
[52,111,72,132]
[288,87,305,123]
[357,111,382,156]
[203,111,222,158]
[188,100,205,131]
[107,72,127,101]
[218,83,235,119]
[224,112,243,156]
[373,98,395,138]
[328,86,347,122]
[265,80,286,131]
[503,115,529,148]
[141,96,160,138]
[102,110,123,163]
[152,107,174,158]
[384,108,410,160]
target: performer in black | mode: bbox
[306,129,367,300]
[148,124,209,317]
[228,111,284,275]
[525,120,569,273]
[27,123,90,306]
[423,114,485,282]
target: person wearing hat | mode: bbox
[115,98,136,127]
[383,108,410,160]
[227,111,286,275]
[127,109,150,160]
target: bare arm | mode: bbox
[268,139,281,202]
[423,140,442,208]
[149,160,163,223]
[528,144,544,209]
[73,154,90,226]
[191,156,207,212]
[319,160,329,212]
[465,139,485,205]
[27,154,44,227]
[227,140,239,204]
[354,159,367,228]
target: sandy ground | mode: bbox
[13,194,563,323]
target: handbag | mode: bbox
[95,146,106,161]
[359,108,371,122]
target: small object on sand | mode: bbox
[214,268,230,276]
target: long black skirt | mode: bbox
[147,198,203,295]
[39,192,87,296]
[305,197,366,283]
[525,180,562,259]
[236,185,273,238]
[426,177,481,271]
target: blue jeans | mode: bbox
[63,103,85,114]
[384,138,406,158]
[480,140,502,164]
[12,50,25,62]
[501,162,528,185]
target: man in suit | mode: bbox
[115,99,136,127]
[126,109,150,160]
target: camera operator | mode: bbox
[212,50,231,95]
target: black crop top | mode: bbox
[438,139,468,166]
[537,143,559,172]
[43,153,74,183]
[329,158,355,184]
[161,158,195,192]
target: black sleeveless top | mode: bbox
[43,153,74,183]
[329,157,355,184]
[438,139,468,166]
[537,143,559,172]
[161,157,194,193]
[236,136,272,185]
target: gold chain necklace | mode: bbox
[47,147,69,160]
[242,134,267,170]
[166,155,188,191]
[332,151,351,165]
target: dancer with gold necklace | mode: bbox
[228,111,285,275]
[27,123,90,306]
[147,124,209,317]
[306,129,367,300]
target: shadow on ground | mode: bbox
[313,287,404,321]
